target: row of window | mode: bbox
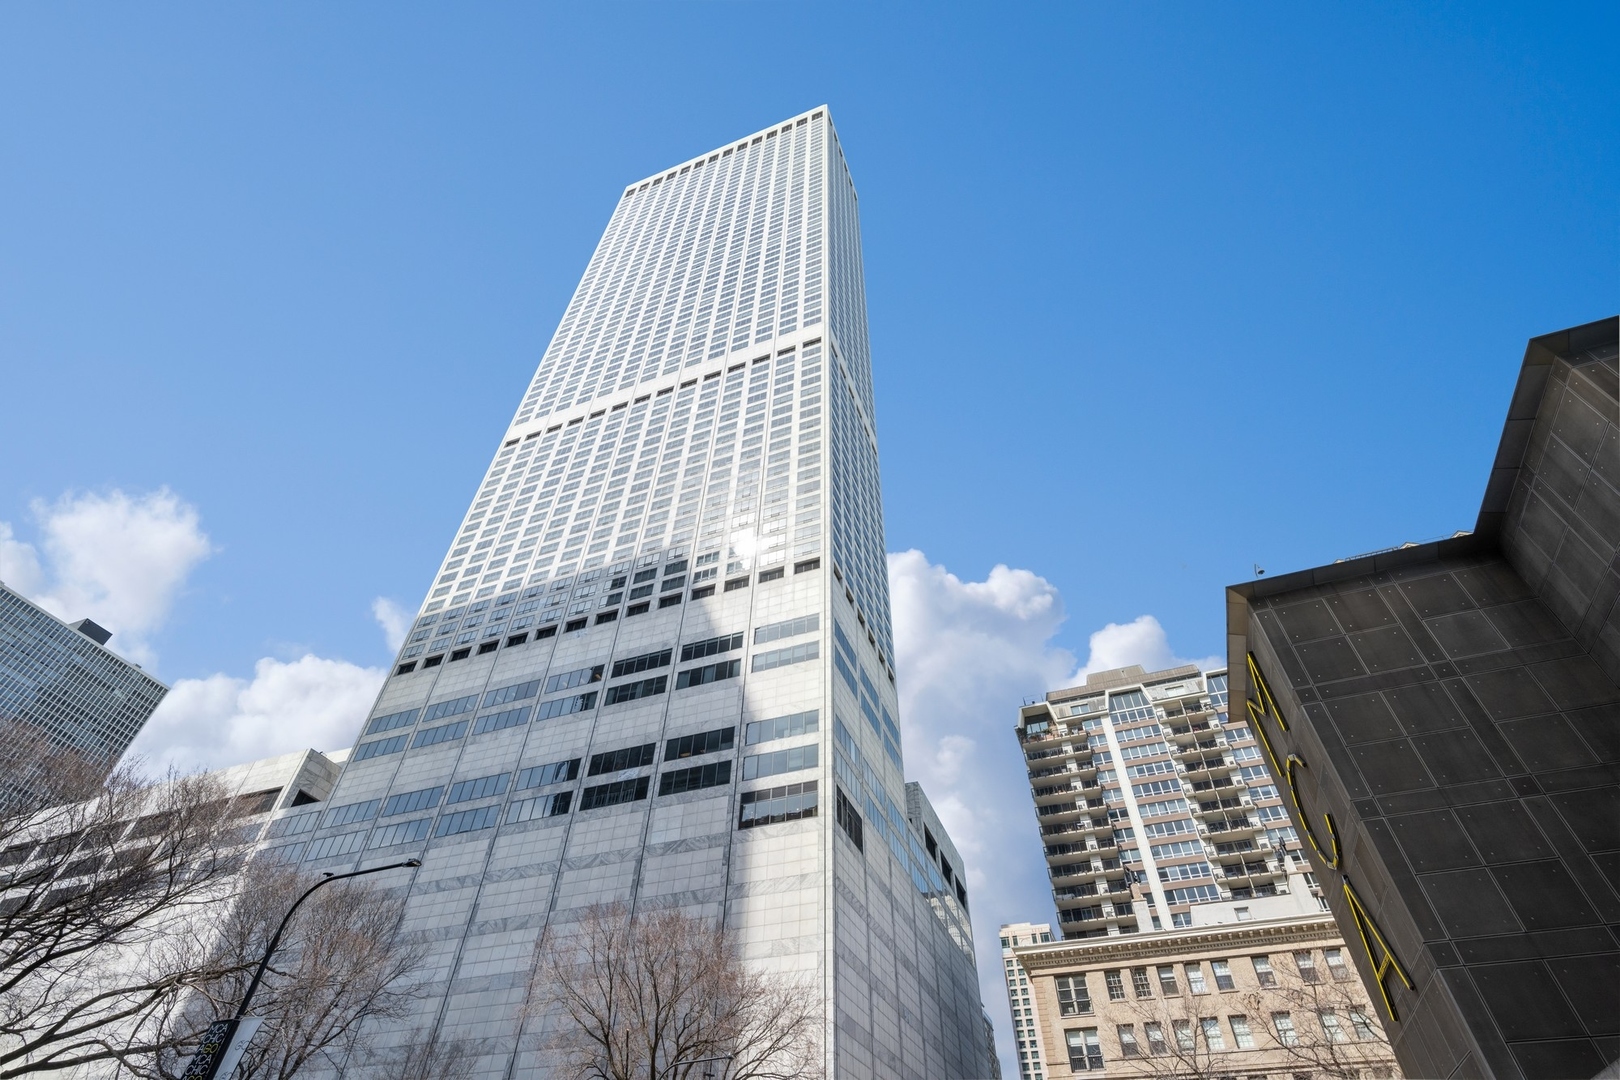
[296,761,821,860]
[1055,950,1355,1015]
[1064,1007,1382,1070]
[395,578,820,680]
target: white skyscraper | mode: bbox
[266,108,989,1079]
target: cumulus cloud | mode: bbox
[0,489,213,664]
[372,597,411,652]
[887,549,1219,1076]
[127,654,386,776]
[1071,614,1224,682]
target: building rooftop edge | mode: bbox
[1226,315,1618,601]
[619,105,837,194]
[1006,912,1341,967]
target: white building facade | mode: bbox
[266,108,989,1079]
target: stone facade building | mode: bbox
[1227,316,1619,1078]
[1001,907,1399,1080]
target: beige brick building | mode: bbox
[1001,910,1401,1079]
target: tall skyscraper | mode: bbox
[1016,664,1320,941]
[0,581,168,783]
[266,108,989,1078]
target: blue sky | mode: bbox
[3,4,1613,682]
[1,3,1614,1069]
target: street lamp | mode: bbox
[183,858,421,1080]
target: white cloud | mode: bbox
[371,597,411,652]
[127,654,386,776]
[0,489,214,665]
[0,521,46,597]
[887,549,1219,1077]
[1071,614,1224,682]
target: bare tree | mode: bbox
[529,903,823,1080]
[145,861,430,1080]
[1237,970,1400,1080]
[0,732,249,1077]
[1104,960,1399,1080]
[386,1032,479,1080]
[0,730,435,1078]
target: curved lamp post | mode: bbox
[185,858,420,1080]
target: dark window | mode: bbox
[450,648,471,661]
[595,611,618,625]
[447,774,510,804]
[383,787,442,816]
[536,625,558,639]
[835,787,863,850]
[354,734,408,761]
[690,585,715,599]
[658,594,682,609]
[738,781,817,828]
[564,618,587,632]
[633,568,657,583]
[324,800,379,827]
[627,602,650,617]
[505,633,529,647]
[658,760,732,796]
[1066,1028,1104,1072]
[535,691,597,720]
[724,577,750,592]
[435,805,499,837]
[365,709,420,736]
[473,706,531,735]
[424,695,479,722]
[412,721,469,749]
[680,632,743,662]
[395,662,417,675]
[422,655,443,668]
[545,665,604,694]
[1132,967,1154,998]
[664,559,688,574]
[665,727,735,759]
[1057,975,1093,1016]
[676,659,741,689]
[477,641,499,655]
[588,743,657,775]
[662,575,686,592]
[610,649,672,679]
[508,791,571,822]
[581,777,650,809]
[517,759,580,788]
[794,558,821,573]
[758,566,784,583]
[605,676,667,705]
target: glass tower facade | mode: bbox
[0,582,167,784]
[268,108,988,1079]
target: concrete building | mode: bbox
[999,908,1399,1080]
[1226,316,1619,1078]
[0,580,167,783]
[270,109,989,1078]
[1017,665,1322,941]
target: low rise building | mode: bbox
[1001,906,1400,1080]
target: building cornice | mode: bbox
[1013,915,1340,972]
